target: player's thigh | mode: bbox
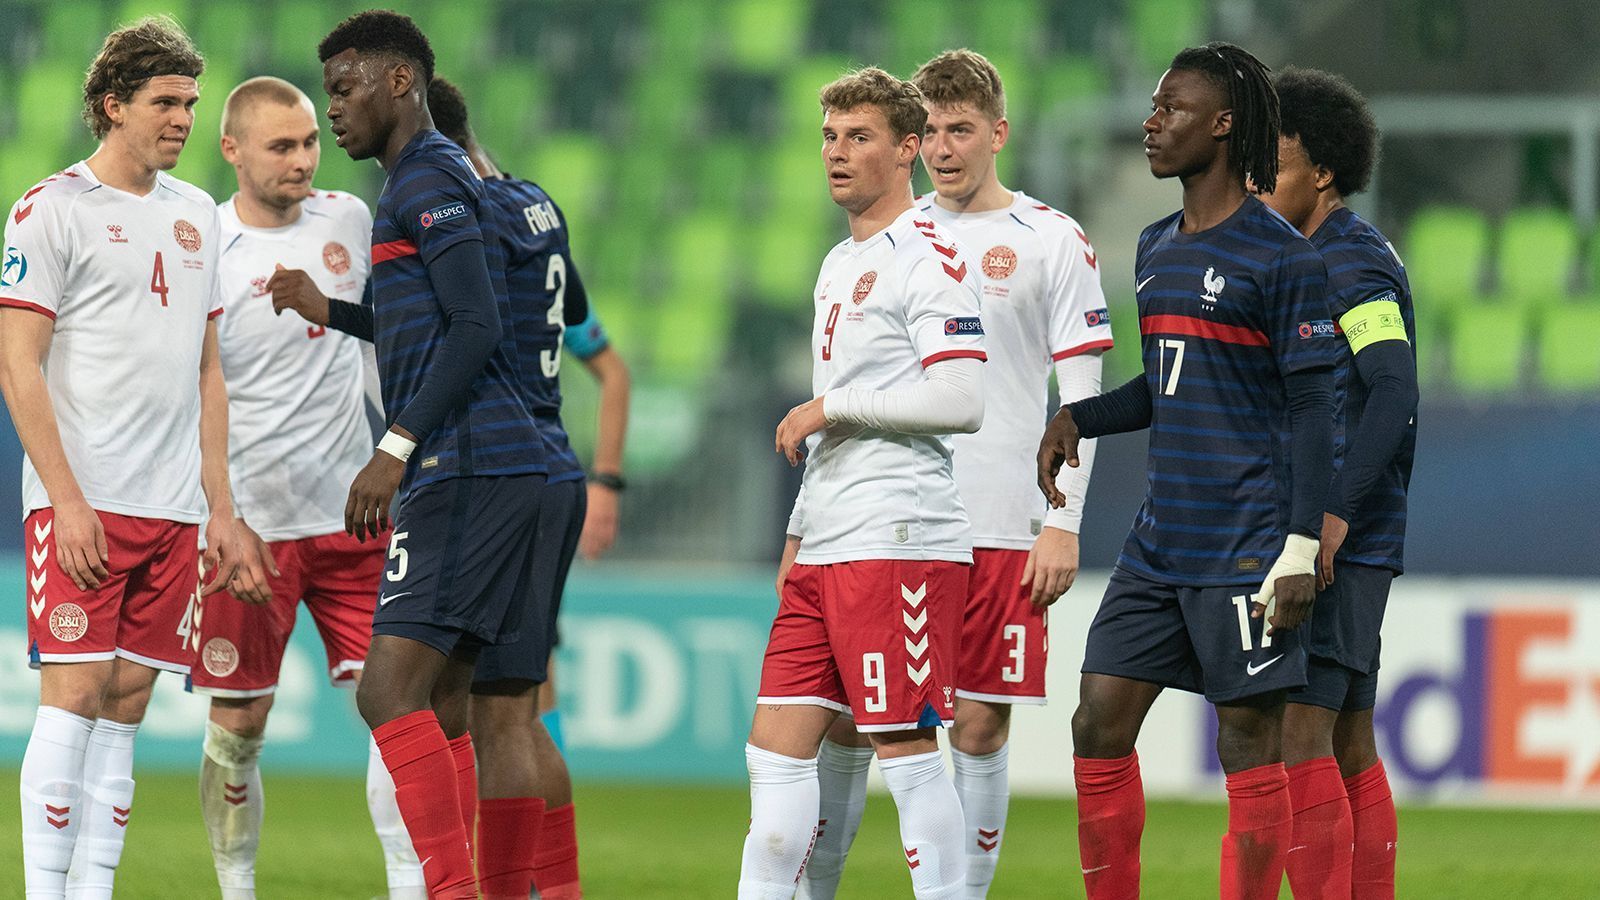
[958,548,1048,706]
[25,507,132,673]
[301,528,386,686]
[823,559,966,734]
[756,563,849,717]
[1180,582,1307,704]
[190,539,305,697]
[99,655,164,724]
[1306,563,1393,676]
[37,659,116,718]
[116,517,202,674]
[749,702,840,759]
[1081,568,1201,694]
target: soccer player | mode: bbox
[317,12,551,899]
[1036,43,1338,900]
[739,67,986,900]
[184,76,422,900]
[801,49,1112,900]
[1257,68,1416,900]
[1,18,271,899]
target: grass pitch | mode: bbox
[1,773,1594,897]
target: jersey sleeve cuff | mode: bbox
[1050,338,1114,361]
[207,307,225,320]
[0,297,57,320]
[921,349,987,368]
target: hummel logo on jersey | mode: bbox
[1246,655,1284,676]
[378,591,413,607]
[106,224,128,243]
[1136,274,1156,293]
[1201,266,1226,306]
[419,202,468,229]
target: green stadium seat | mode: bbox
[1405,205,1490,317]
[886,0,956,74]
[44,0,109,60]
[116,0,193,31]
[271,0,333,74]
[728,0,808,71]
[1129,0,1204,74]
[1449,299,1527,394]
[1536,299,1600,391]
[646,1,714,73]
[19,64,85,156]
[974,0,1045,59]
[0,139,61,207]
[410,2,493,78]
[196,1,260,68]
[1497,207,1577,304]
[474,64,547,151]
[779,56,853,132]
[527,133,607,230]
[629,68,703,148]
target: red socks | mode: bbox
[447,732,479,850]
[1073,753,1144,900]
[372,711,476,899]
[533,802,582,899]
[1344,760,1397,900]
[1285,757,1354,899]
[1220,762,1292,900]
[477,797,545,899]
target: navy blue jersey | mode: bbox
[1119,196,1338,585]
[370,130,545,492]
[1312,208,1417,573]
[482,175,589,484]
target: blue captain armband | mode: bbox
[565,307,611,361]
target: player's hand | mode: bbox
[775,535,802,596]
[579,481,620,560]
[53,499,109,591]
[267,264,330,326]
[346,450,404,542]
[775,397,827,466]
[203,518,279,603]
[1036,408,1083,508]
[1021,526,1079,607]
[1316,513,1349,592]
[1251,533,1319,635]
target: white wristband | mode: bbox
[377,431,417,463]
[1273,533,1319,577]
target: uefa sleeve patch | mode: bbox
[418,202,469,229]
[1296,319,1336,340]
[944,316,984,336]
[1,246,27,287]
[1084,307,1111,327]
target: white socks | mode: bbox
[66,718,139,900]
[797,739,873,900]
[199,721,265,899]
[738,743,820,900]
[21,706,93,899]
[951,745,1010,898]
[879,749,967,900]
[366,735,427,899]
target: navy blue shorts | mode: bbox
[472,477,586,689]
[370,474,547,656]
[1082,567,1307,704]
[1290,563,1393,712]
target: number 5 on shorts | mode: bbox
[862,652,887,713]
[386,531,410,582]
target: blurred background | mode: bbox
[0,0,1596,858]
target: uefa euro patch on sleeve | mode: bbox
[1084,307,1111,327]
[1338,295,1409,354]
[418,202,468,229]
[943,317,984,335]
[1296,319,1337,340]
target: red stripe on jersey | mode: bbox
[372,239,419,264]
[0,297,56,320]
[922,349,987,367]
[207,307,225,320]
[1140,313,1269,347]
[1051,338,1114,361]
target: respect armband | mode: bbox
[1338,296,1409,355]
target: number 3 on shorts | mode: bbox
[386,531,410,582]
[1001,624,1026,683]
[862,652,887,713]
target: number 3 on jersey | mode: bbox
[540,255,567,377]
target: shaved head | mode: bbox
[222,76,314,139]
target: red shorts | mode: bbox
[189,529,386,697]
[25,508,200,672]
[757,559,966,732]
[957,548,1049,705]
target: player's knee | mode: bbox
[1215,700,1284,772]
[951,702,1010,755]
[209,696,273,739]
[356,678,413,731]
[1332,712,1380,777]
[1071,700,1137,758]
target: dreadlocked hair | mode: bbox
[1169,42,1280,193]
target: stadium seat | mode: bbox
[1448,299,1528,394]
[271,0,333,76]
[1405,205,1490,315]
[728,0,808,71]
[0,139,60,206]
[474,63,547,151]
[116,0,193,30]
[1535,298,1600,391]
[44,0,109,60]
[411,1,493,78]
[1129,0,1205,74]
[1497,206,1577,304]
[887,0,956,74]
[196,0,258,65]
[974,0,1045,60]
[527,133,607,231]
[18,64,86,156]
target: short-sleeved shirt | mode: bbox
[919,191,1113,549]
[482,175,589,485]
[0,162,223,522]
[1119,196,1337,585]
[1311,207,1417,573]
[369,130,545,493]
[215,189,376,541]
[791,207,987,565]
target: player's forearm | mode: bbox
[786,484,806,539]
[391,240,504,441]
[1066,374,1152,438]
[198,332,235,518]
[584,347,630,474]
[326,297,375,342]
[0,362,86,507]
[1329,340,1418,521]
[823,357,984,435]
[1284,367,1335,538]
[1046,352,1103,532]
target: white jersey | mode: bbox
[791,207,986,565]
[0,162,223,522]
[216,190,375,542]
[920,191,1112,549]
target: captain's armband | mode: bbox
[1338,294,1409,355]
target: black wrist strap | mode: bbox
[590,472,626,492]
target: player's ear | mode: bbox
[1313,164,1336,194]
[102,93,123,129]
[1213,108,1234,141]
[991,117,1009,154]
[900,132,920,166]
[389,61,413,100]
[219,133,238,164]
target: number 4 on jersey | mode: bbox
[150,252,169,307]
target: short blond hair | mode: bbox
[819,66,927,140]
[221,76,312,138]
[912,49,1006,121]
[82,16,204,139]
